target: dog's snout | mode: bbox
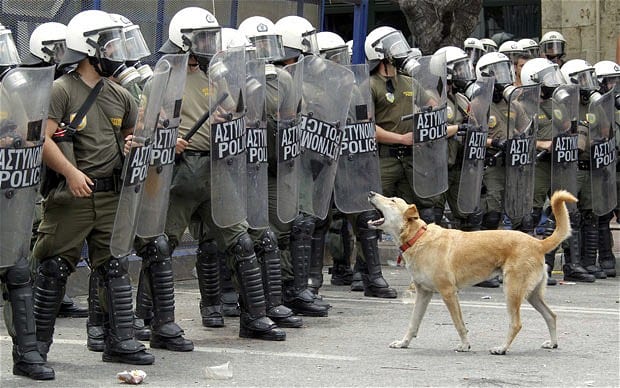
[368,191,376,198]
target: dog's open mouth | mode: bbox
[367,208,385,228]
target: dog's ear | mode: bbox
[404,205,419,221]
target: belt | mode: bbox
[577,159,590,170]
[378,144,412,158]
[184,150,210,157]
[90,176,117,193]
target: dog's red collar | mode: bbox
[400,225,427,252]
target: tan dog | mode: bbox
[368,190,577,355]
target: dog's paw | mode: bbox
[541,340,558,349]
[489,346,507,355]
[455,343,471,352]
[389,340,409,349]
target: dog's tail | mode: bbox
[539,190,578,253]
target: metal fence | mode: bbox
[0,0,320,66]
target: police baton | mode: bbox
[183,92,229,142]
[400,105,433,122]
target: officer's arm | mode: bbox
[375,124,412,146]
[42,118,93,197]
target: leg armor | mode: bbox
[4,258,55,380]
[233,234,286,341]
[329,216,353,285]
[418,208,435,224]
[86,269,105,351]
[219,250,240,317]
[598,212,616,277]
[580,211,606,279]
[356,211,397,299]
[195,239,224,327]
[139,235,193,351]
[255,229,302,328]
[33,256,71,358]
[459,211,482,231]
[133,260,153,341]
[481,210,501,230]
[100,256,154,365]
[283,215,329,316]
[562,212,595,282]
[308,217,329,293]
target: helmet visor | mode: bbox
[451,57,475,82]
[541,41,565,58]
[536,64,564,87]
[0,29,21,66]
[602,75,620,94]
[376,30,410,60]
[570,69,598,91]
[480,61,514,85]
[524,47,539,57]
[187,28,221,57]
[465,47,485,66]
[250,34,284,61]
[321,46,350,65]
[300,29,319,55]
[42,39,67,64]
[96,29,128,61]
[124,25,150,60]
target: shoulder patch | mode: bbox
[552,109,563,121]
[447,105,454,120]
[488,115,497,129]
[69,113,87,131]
[586,112,596,125]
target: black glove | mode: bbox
[491,138,506,151]
[456,123,470,136]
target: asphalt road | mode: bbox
[1,265,618,387]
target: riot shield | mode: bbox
[588,90,617,216]
[110,59,171,258]
[333,63,381,214]
[504,84,540,220]
[457,76,494,214]
[136,53,188,239]
[298,55,354,219]
[210,46,247,228]
[277,59,303,224]
[550,84,579,212]
[411,53,448,198]
[245,59,268,228]
[0,66,54,268]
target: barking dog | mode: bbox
[368,190,577,355]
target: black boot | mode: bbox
[133,261,153,341]
[329,217,354,286]
[233,234,286,340]
[219,250,240,317]
[86,269,105,352]
[357,211,397,299]
[140,236,193,351]
[563,212,596,282]
[57,293,88,318]
[581,212,606,279]
[598,212,616,277]
[195,240,225,327]
[545,251,557,286]
[6,258,55,380]
[101,257,154,365]
[350,258,364,291]
[33,257,71,359]
[308,217,328,295]
[283,216,330,316]
[256,229,303,328]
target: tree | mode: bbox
[394,0,482,55]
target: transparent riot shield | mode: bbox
[411,53,448,198]
[457,76,494,214]
[110,60,170,258]
[504,84,540,220]
[588,91,617,216]
[245,59,268,228]
[0,66,54,268]
[550,84,579,212]
[334,63,381,214]
[136,53,188,239]
[277,59,303,224]
[299,56,354,219]
[210,46,247,228]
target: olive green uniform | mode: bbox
[33,74,137,270]
[533,98,553,209]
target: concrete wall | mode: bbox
[541,0,619,63]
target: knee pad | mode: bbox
[140,235,171,266]
[481,211,501,230]
[38,256,72,283]
[102,256,130,279]
[581,211,598,229]
[232,234,255,262]
[291,214,314,240]
[4,257,32,289]
[197,239,219,260]
[256,229,278,255]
